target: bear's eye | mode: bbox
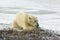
[34,20,37,22]
[35,20,36,22]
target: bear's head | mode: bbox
[27,15,39,28]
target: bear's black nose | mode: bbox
[36,22,39,28]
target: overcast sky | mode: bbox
[0,0,60,12]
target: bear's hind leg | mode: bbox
[12,20,19,28]
[12,21,23,30]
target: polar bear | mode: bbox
[11,13,39,30]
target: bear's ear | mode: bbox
[29,17,31,19]
[28,16,32,20]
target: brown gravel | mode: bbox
[0,23,60,40]
[0,28,60,40]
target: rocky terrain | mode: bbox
[0,23,60,40]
